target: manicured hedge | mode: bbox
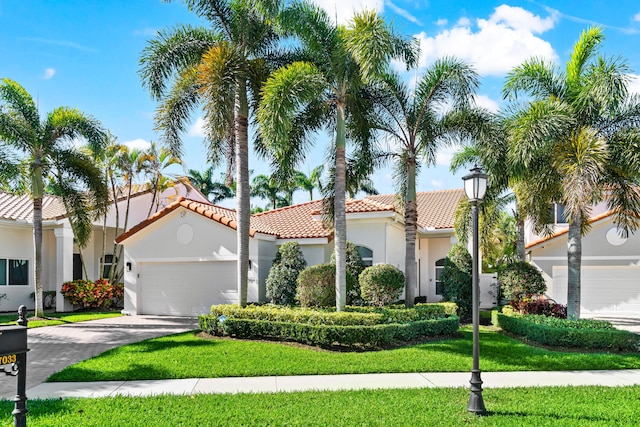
[495,311,640,351]
[199,316,460,348]
[200,303,460,347]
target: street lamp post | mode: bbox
[462,165,488,415]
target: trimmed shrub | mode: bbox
[495,311,640,351]
[514,297,567,318]
[60,279,123,309]
[200,316,459,348]
[498,261,546,304]
[359,264,405,307]
[266,242,307,305]
[296,264,355,308]
[331,241,366,305]
[440,244,472,320]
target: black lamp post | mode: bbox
[462,165,488,415]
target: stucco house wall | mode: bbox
[0,224,36,311]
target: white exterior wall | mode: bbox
[419,236,455,302]
[0,223,35,311]
[346,219,392,265]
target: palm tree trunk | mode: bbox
[404,155,417,308]
[567,214,582,318]
[516,205,526,262]
[236,78,250,307]
[33,196,44,317]
[334,103,347,311]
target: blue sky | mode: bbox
[2,0,640,207]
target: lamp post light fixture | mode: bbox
[462,165,488,415]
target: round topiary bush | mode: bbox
[440,243,472,321]
[359,264,405,307]
[498,261,546,303]
[296,263,337,308]
[331,241,366,305]
[266,242,307,305]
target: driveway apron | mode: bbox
[0,315,198,399]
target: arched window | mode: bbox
[355,246,373,267]
[435,258,446,295]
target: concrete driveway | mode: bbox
[0,315,198,399]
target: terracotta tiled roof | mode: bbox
[0,191,67,221]
[253,200,331,239]
[116,197,276,243]
[526,210,615,249]
[366,188,465,230]
[116,189,466,243]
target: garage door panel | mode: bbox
[551,266,640,317]
[140,261,236,316]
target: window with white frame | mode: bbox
[0,259,29,286]
[100,254,117,279]
[435,258,445,295]
[355,246,373,267]
[548,203,568,224]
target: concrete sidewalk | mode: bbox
[25,369,640,399]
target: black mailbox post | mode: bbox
[1,305,28,427]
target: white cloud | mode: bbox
[430,179,444,188]
[415,5,558,77]
[133,28,157,37]
[189,117,207,137]
[311,0,383,25]
[386,0,421,25]
[633,12,640,22]
[436,18,448,26]
[435,146,458,167]
[42,68,55,79]
[123,138,151,151]
[627,74,640,94]
[474,94,500,113]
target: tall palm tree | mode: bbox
[139,0,282,307]
[0,78,108,317]
[258,3,417,310]
[504,26,640,318]
[368,60,485,307]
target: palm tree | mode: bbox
[139,0,282,307]
[258,3,417,310]
[251,173,287,209]
[368,60,485,307]
[188,167,234,203]
[138,141,186,217]
[0,78,108,317]
[295,166,324,201]
[504,26,640,318]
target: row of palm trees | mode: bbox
[0,82,184,316]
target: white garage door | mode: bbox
[551,266,640,317]
[140,261,237,316]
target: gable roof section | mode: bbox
[253,200,330,239]
[366,188,464,230]
[526,210,616,249]
[116,197,275,243]
[0,191,67,221]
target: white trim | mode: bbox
[276,238,329,245]
[253,232,277,241]
[132,255,237,263]
[346,211,395,220]
[531,255,640,261]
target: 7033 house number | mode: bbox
[0,354,17,365]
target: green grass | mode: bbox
[0,311,122,328]
[2,386,639,426]
[48,326,640,382]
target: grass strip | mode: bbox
[0,312,121,328]
[48,327,640,382]
[1,386,639,426]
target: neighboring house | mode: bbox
[527,202,640,318]
[0,182,210,313]
[116,189,497,316]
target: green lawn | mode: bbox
[0,311,122,328]
[2,386,639,426]
[48,326,640,382]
